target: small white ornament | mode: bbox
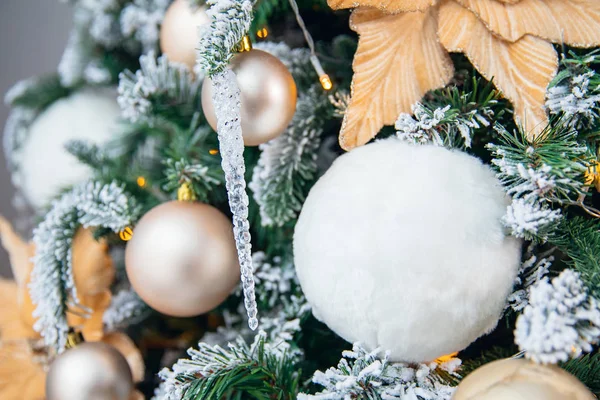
[294,140,522,362]
[17,88,120,209]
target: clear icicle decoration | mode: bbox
[211,68,258,330]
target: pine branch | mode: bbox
[103,288,152,331]
[4,74,70,110]
[118,52,202,124]
[30,181,140,352]
[515,269,600,364]
[197,0,256,75]
[249,86,331,227]
[549,217,600,297]
[158,331,300,400]
[561,353,600,396]
[162,158,223,201]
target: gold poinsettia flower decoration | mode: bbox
[0,216,144,400]
[330,0,600,150]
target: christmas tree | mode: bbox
[2,0,600,399]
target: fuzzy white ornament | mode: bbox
[294,140,521,362]
[17,87,120,209]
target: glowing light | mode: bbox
[136,176,147,187]
[434,352,459,364]
[209,149,219,155]
[257,27,269,39]
[119,227,134,241]
[320,74,333,91]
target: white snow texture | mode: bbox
[294,140,522,362]
[18,87,120,209]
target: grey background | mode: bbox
[0,1,73,276]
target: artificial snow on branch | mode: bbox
[103,288,152,332]
[120,0,170,53]
[250,87,331,227]
[196,0,255,76]
[506,244,554,313]
[515,269,600,364]
[547,50,600,130]
[157,331,300,400]
[118,52,202,123]
[299,343,458,399]
[30,181,140,352]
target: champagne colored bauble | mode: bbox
[453,358,595,400]
[17,87,120,209]
[159,0,209,70]
[294,140,522,362]
[202,49,298,146]
[125,201,240,317]
[46,342,133,400]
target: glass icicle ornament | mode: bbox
[211,67,258,330]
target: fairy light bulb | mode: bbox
[310,55,333,91]
[257,27,268,39]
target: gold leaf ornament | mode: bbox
[340,7,453,149]
[331,0,600,149]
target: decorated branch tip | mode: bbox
[30,181,140,352]
[196,0,256,76]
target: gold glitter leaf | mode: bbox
[340,7,453,150]
[439,1,558,138]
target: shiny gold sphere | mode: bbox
[46,342,133,400]
[125,201,240,317]
[202,49,298,146]
[453,358,594,400]
[160,0,210,70]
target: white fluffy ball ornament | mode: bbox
[294,140,522,362]
[17,87,120,209]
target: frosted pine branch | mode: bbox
[3,108,37,180]
[30,181,140,352]
[162,158,223,201]
[249,252,300,308]
[395,101,493,149]
[196,0,255,75]
[118,52,202,123]
[120,0,170,53]
[299,343,457,400]
[103,288,152,331]
[515,269,600,364]
[250,87,331,227]
[157,330,299,399]
[507,245,554,312]
[503,198,562,240]
[58,29,94,87]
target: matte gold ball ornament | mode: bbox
[452,358,594,400]
[160,0,210,70]
[125,200,240,317]
[46,342,133,400]
[202,48,298,146]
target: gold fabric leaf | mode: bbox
[102,332,146,383]
[0,215,35,286]
[455,0,600,46]
[340,7,453,149]
[0,280,37,341]
[328,0,437,12]
[0,341,46,400]
[438,1,558,138]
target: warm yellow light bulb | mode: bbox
[257,27,268,38]
[136,176,147,188]
[320,74,333,91]
[209,149,219,155]
[119,226,134,241]
[435,352,459,364]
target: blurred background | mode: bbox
[0,1,72,276]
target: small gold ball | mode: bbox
[202,49,298,146]
[119,227,134,241]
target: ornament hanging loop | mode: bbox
[236,35,253,53]
[65,328,84,349]
[177,182,197,202]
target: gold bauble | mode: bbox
[160,0,210,70]
[46,342,133,400]
[453,358,594,400]
[125,201,240,317]
[202,49,298,146]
